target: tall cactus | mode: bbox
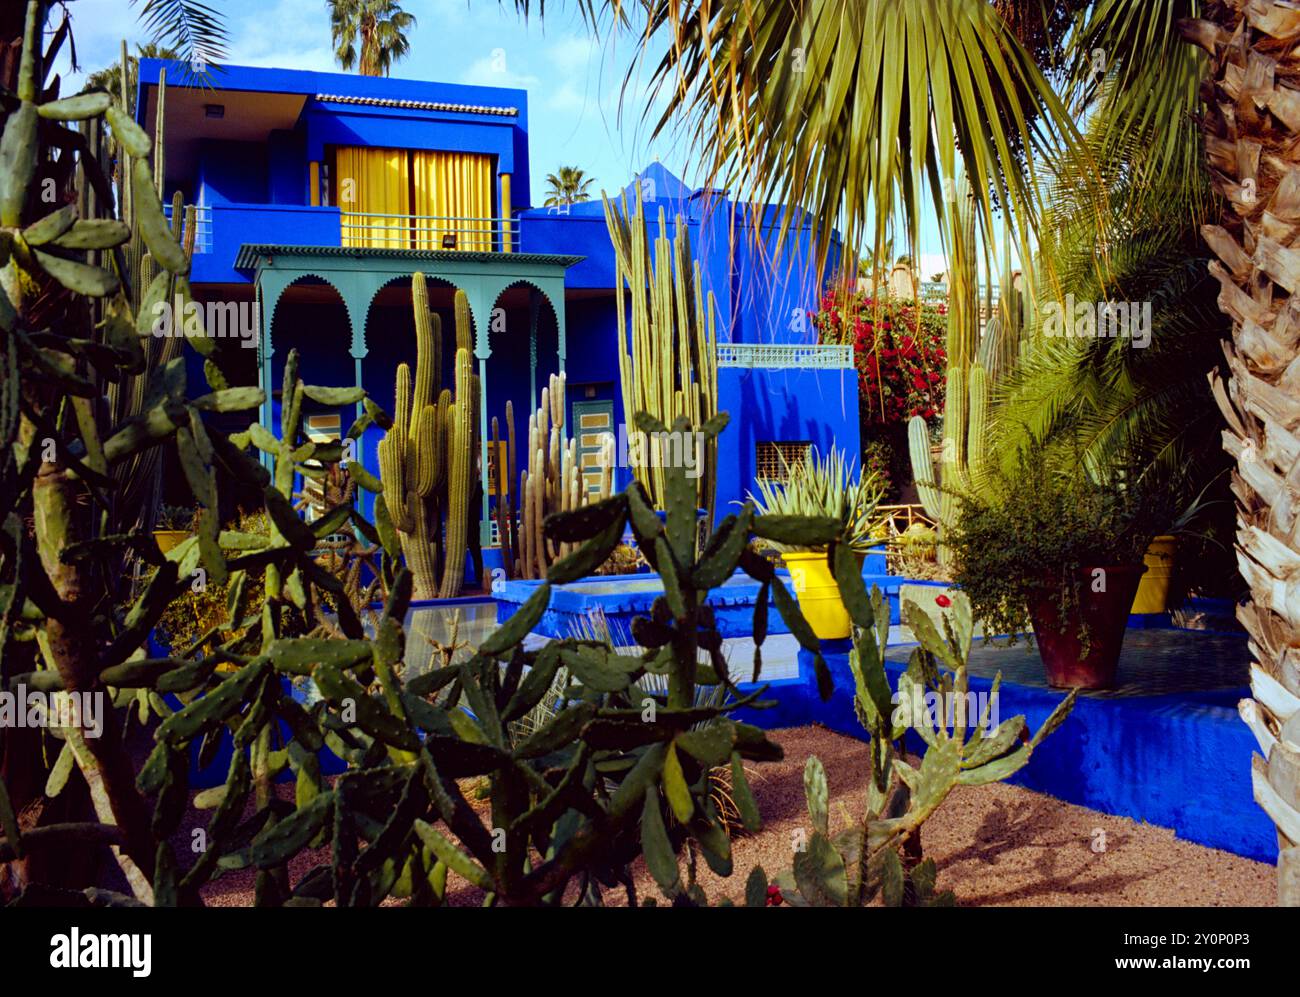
[514,372,614,579]
[438,347,473,597]
[377,275,477,599]
[908,173,1002,566]
[603,187,718,525]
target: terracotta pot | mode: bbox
[1027,563,1146,690]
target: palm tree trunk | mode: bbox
[1182,1,1300,907]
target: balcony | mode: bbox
[183,202,520,284]
[339,211,519,252]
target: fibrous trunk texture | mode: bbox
[1182,0,1300,906]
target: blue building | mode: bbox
[136,59,859,570]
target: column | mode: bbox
[470,284,494,549]
[528,289,539,412]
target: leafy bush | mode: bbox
[813,288,947,426]
[945,442,1172,644]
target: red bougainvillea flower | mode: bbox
[935,594,952,608]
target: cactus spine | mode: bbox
[378,275,477,599]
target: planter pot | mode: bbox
[781,550,850,640]
[153,529,188,554]
[1130,535,1178,614]
[1028,563,1146,690]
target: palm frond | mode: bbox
[132,0,227,73]
[593,0,1082,278]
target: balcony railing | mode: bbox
[715,342,854,369]
[339,212,520,252]
[162,203,212,254]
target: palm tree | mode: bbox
[328,0,416,77]
[524,0,1299,904]
[82,43,182,113]
[543,167,595,207]
[1176,2,1300,905]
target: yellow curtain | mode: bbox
[410,151,494,251]
[336,146,410,248]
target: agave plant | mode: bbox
[747,446,884,552]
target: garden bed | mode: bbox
[189,726,1275,907]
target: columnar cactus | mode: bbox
[377,275,477,599]
[438,347,474,597]
[907,174,1008,565]
[513,373,617,579]
[603,187,718,527]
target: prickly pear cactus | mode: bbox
[753,574,1075,907]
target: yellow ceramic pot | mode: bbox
[781,550,850,640]
[1130,535,1178,613]
[153,530,188,554]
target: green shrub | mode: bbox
[944,441,1172,645]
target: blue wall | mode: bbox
[716,366,859,519]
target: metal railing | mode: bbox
[715,342,854,369]
[162,203,211,254]
[876,503,936,537]
[339,212,520,252]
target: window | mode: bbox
[755,440,811,482]
[332,146,494,250]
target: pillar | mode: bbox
[468,283,494,549]
[528,289,539,412]
[309,162,321,207]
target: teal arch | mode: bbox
[241,245,582,539]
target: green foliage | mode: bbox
[153,511,270,654]
[944,440,1177,647]
[767,575,1075,907]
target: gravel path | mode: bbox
[195,725,1276,907]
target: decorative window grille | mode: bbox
[755,441,811,482]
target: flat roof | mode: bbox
[136,59,528,120]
